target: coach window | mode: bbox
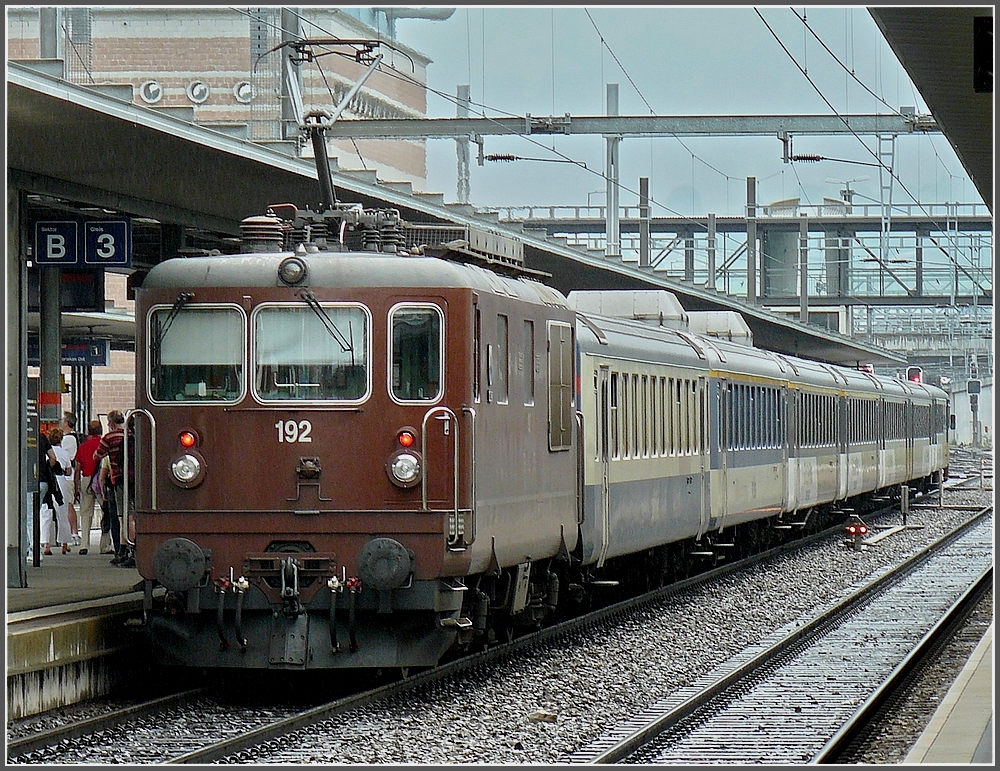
[390,304,443,402]
[254,303,369,402]
[148,305,244,403]
[547,321,574,451]
[632,375,640,458]
[692,380,700,453]
[611,372,620,459]
[621,374,630,458]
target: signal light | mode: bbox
[397,429,416,448]
[906,366,923,384]
[179,430,198,448]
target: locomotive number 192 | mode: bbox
[275,419,313,443]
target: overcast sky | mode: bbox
[391,5,982,216]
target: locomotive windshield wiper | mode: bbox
[299,289,354,354]
[150,292,194,364]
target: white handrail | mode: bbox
[123,408,157,547]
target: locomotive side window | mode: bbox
[390,305,443,402]
[473,307,481,402]
[148,305,244,403]
[547,321,574,451]
[253,303,369,402]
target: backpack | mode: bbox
[89,467,103,497]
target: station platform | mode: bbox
[905,621,994,764]
[7,531,149,720]
[8,530,142,614]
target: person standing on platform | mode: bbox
[94,409,128,565]
[73,419,103,555]
[97,455,114,554]
[61,412,81,547]
[36,426,61,559]
[45,426,74,554]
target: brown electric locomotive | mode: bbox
[133,202,581,669]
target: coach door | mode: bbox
[698,377,710,537]
[596,366,611,567]
[905,400,915,481]
[718,378,730,532]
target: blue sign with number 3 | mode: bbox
[84,220,131,266]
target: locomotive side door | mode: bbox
[596,366,611,567]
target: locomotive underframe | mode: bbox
[144,570,468,669]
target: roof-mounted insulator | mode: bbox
[240,215,287,253]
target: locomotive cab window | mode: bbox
[390,304,443,402]
[148,304,245,403]
[253,303,370,402]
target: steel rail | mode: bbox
[6,689,208,760]
[578,506,992,764]
[812,563,993,763]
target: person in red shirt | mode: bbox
[73,420,104,555]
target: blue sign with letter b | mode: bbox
[34,221,79,265]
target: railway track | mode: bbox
[4,514,859,765]
[8,497,986,765]
[814,565,993,764]
[566,507,992,764]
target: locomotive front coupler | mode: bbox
[280,556,304,616]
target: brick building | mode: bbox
[7,7,431,185]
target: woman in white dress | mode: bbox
[42,426,74,555]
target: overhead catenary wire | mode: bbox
[755,8,979,270]
[791,8,901,116]
[584,8,738,186]
[234,6,982,282]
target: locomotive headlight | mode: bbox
[386,450,421,488]
[170,453,204,487]
[277,255,307,285]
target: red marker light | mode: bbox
[398,430,415,448]
[179,430,197,448]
